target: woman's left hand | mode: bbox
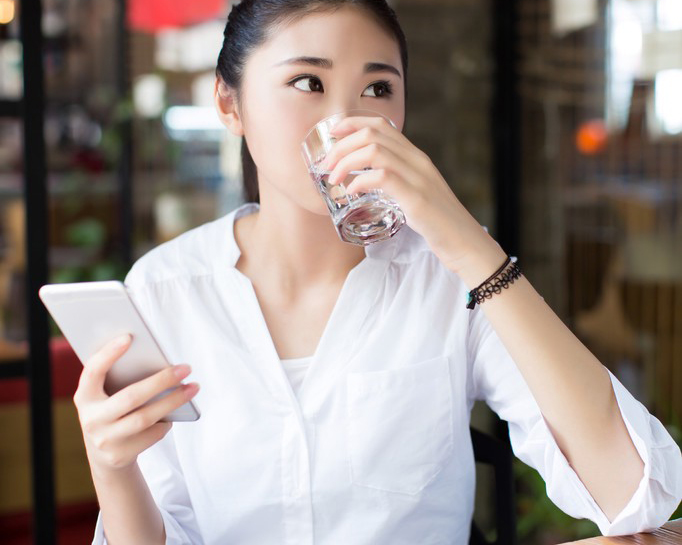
[324,115,502,276]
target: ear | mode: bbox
[215,78,244,136]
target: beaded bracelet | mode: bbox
[466,256,522,310]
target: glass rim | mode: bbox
[302,109,397,143]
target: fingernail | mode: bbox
[113,333,131,348]
[184,382,200,398]
[173,364,191,378]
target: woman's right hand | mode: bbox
[73,334,200,475]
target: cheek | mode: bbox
[242,86,320,161]
[246,128,310,195]
[239,92,325,208]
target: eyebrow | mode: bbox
[274,56,402,78]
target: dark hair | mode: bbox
[216,0,409,204]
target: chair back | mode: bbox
[469,426,517,545]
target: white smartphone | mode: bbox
[39,280,200,422]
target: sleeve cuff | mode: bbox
[91,508,196,544]
[510,369,682,536]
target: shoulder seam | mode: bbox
[126,269,223,290]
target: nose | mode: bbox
[326,92,364,117]
[327,104,357,117]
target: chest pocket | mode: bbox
[345,355,454,495]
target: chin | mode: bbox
[290,183,329,216]
[299,197,330,217]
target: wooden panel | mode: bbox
[560,519,682,544]
[0,400,95,514]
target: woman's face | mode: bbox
[236,6,406,215]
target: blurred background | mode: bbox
[0,0,680,543]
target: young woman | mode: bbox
[77,1,681,543]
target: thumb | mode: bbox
[77,334,133,399]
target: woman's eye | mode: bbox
[289,76,392,97]
[362,82,393,98]
[292,76,324,93]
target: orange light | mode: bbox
[576,119,608,156]
[0,0,15,25]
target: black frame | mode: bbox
[20,0,56,542]
[492,0,521,259]
[490,0,521,539]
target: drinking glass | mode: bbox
[301,110,406,245]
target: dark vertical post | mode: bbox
[117,0,134,267]
[20,0,56,542]
[492,0,521,455]
[492,0,521,258]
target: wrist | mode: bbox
[422,199,510,286]
[465,256,522,309]
[445,237,508,290]
[90,458,139,485]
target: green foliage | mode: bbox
[515,459,599,542]
[50,258,127,285]
[65,218,107,248]
[50,215,127,286]
[666,421,682,520]
[99,125,122,164]
[113,98,135,124]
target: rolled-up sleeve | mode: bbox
[91,427,202,544]
[468,306,682,536]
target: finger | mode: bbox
[325,121,404,170]
[129,421,173,454]
[127,421,173,457]
[344,168,403,201]
[329,143,408,187]
[329,114,398,140]
[109,382,200,438]
[105,364,192,420]
[76,334,133,400]
[325,129,402,175]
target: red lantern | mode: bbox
[129,0,228,32]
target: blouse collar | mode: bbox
[225,202,401,268]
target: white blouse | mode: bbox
[281,356,313,399]
[93,202,682,544]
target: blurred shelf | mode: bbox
[0,172,119,198]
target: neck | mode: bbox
[236,192,366,291]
